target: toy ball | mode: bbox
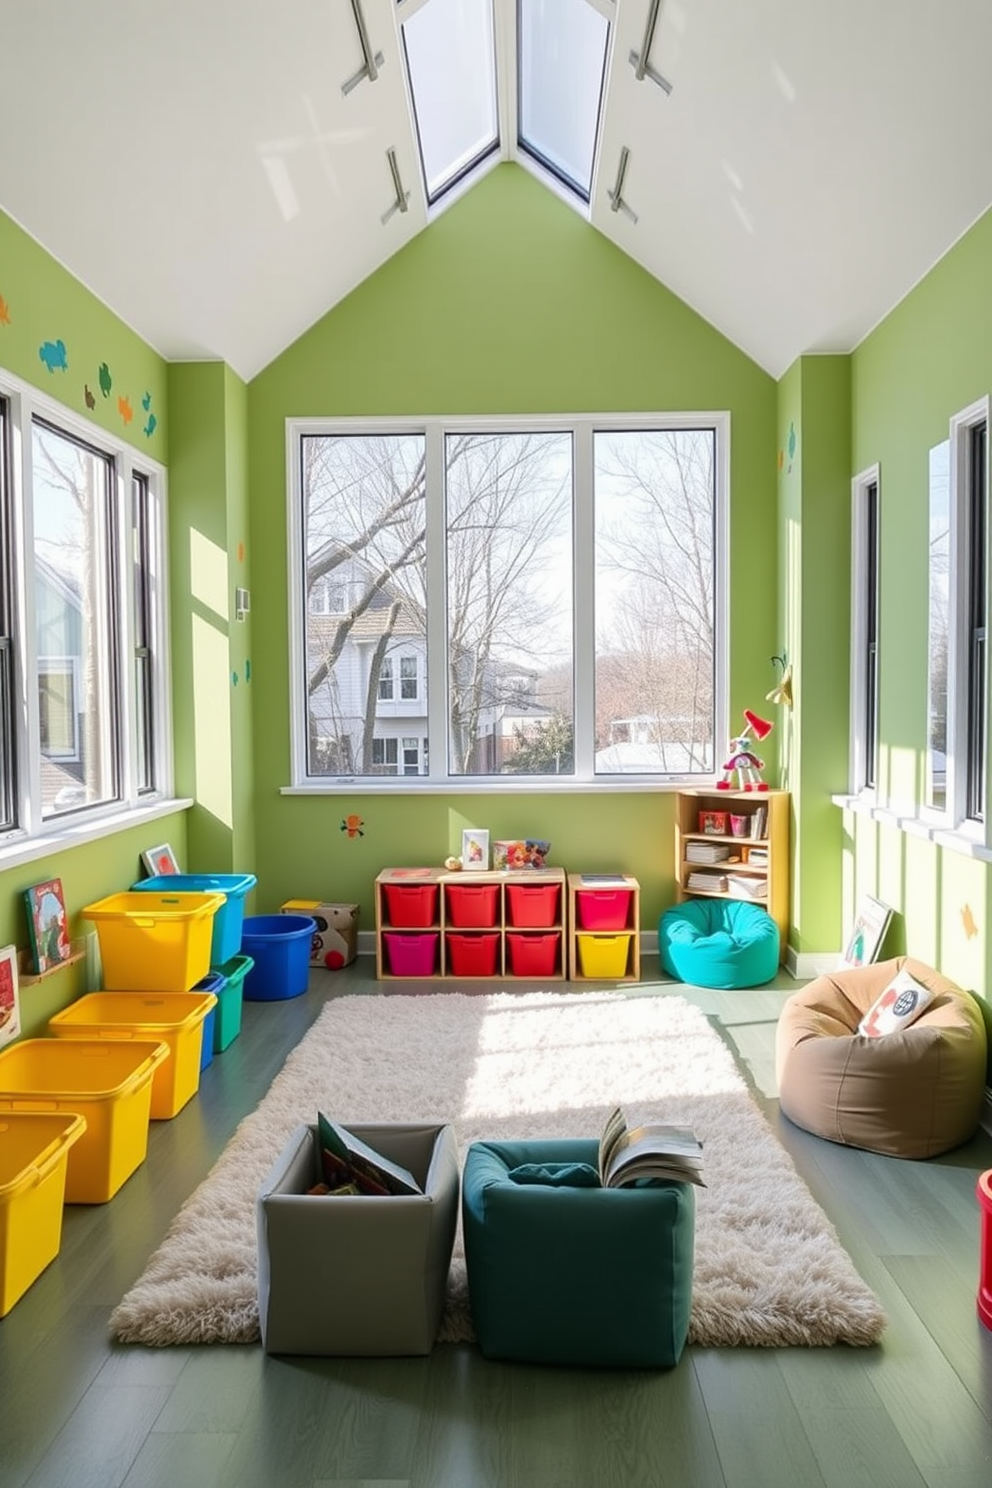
[324,949,345,971]
[444,855,462,871]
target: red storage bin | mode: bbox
[382,932,439,977]
[382,884,439,928]
[506,882,561,927]
[576,888,634,931]
[505,932,560,977]
[445,932,500,977]
[445,883,500,928]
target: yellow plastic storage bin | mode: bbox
[0,1038,168,1202]
[0,1111,87,1316]
[576,933,634,979]
[82,891,224,991]
[48,989,219,1120]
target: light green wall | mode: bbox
[849,204,992,1020]
[776,357,851,955]
[246,164,778,933]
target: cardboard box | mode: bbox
[280,901,358,968]
[256,1121,459,1355]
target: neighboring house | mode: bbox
[471,666,556,773]
[35,555,86,809]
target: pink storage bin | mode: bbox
[382,932,439,977]
[575,889,634,931]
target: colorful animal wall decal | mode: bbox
[84,385,96,409]
[244,659,251,681]
[0,295,10,326]
[141,391,152,411]
[341,814,365,838]
[143,412,157,438]
[98,362,112,397]
[39,339,68,373]
[118,394,133,426]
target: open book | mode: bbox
[598,1106,705,1188]
[313,1113,422,1196]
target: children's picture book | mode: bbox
[841,895,893,968]
[313,1113,423,1197]
[23,878,71,974]
[598,1105,706,1188]
[0,945,20,1046]
[461,828,490,871]
[141,843,180,877]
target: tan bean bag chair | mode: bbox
[776,956,988,1158]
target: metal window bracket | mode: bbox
[342,0,384,96]
[381,148,410,225]
[629,0,673,95]
[607,147,638,225]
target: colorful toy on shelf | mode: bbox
[716,710,774,791]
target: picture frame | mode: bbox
[0,944,20,1047]
[698,810,728,836]
[142,843,181,877]
[23,878,71,975]
[841,895,893,969]
[461,829,490,871]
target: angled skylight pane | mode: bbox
[518,0,609,201]
[402,0,499,203]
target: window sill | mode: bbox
[281,777,703,796]
[831,793,992,864]
[0,797,193,874]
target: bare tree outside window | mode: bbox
[593,429,715,775]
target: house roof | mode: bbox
[3,1,991,382]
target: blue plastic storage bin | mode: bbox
[241,915,315,1001]
[133,873,256,965]
[192,971,226,1069]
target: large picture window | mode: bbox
[0,371,170,860]
[290,414,727,788]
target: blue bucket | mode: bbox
[241,915,315,1001]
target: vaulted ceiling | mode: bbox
[3,0,992,383]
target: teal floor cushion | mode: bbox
[659,898,780,989]
[462,1138,694,1368]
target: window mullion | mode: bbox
[573,421,595,777]
[424,422,448,776]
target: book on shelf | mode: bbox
[687,871,728,892]
[310,1112,422,1196]
[750,804,768,839]
[727,874,768,901]
[23,877,72,974]
[598,1106,705,1188]
[685,841,731,864]
[745,846,769,866]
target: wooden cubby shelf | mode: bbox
[673,788,790,961]
[374,867,567,981]
[567,874,640,982]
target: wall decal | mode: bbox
[39,338,68,372]
[237,542,245,563]
[118,394,133,426]
[84,384,96,409]
[245,659,251,681]
[962,903,979,939]
[787,420,797,472]
[341,814,365,838]
[232,671,239,686]
[777,448,784,471]
[142,390,152,411]
[98,361,112,397]
[0,295,10,325]
[143,412,157,438]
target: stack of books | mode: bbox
[686,841,731,864]
[727,874,768,901]
[687,871,728,892]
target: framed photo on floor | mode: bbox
[142,843,181,877]
[841,895,893,969]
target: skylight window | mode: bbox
[517,0,609,202]
[401,0,499,204]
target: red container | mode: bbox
[382,884,439,928]
[445,883,499,928]
[505,932,560,977]
[445,932,500,977]
[382,932,438,977]
[506,882,561,927]
[576,889,633,931]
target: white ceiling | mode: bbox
[3,0,992,383]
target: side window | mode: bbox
[850,467,880,795]
[949,404,990,826]
[0,396,16,833]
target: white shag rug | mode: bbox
[110,990,886,1349]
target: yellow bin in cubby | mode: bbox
[576,933,633,979]
[82,891,224,991]
[0,1111,87,1316]
[0,1038,168,1203]
[48,989,219,1120]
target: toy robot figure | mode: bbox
[717,709,773,791]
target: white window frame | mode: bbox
[849,464,880,799]
[946,395,991,841]
[0,366,176,869]
[285,410,730,793]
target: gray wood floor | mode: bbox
[2,959,991,1488]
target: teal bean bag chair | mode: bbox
[659,898,779,989]
[462,1138,694,1368]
